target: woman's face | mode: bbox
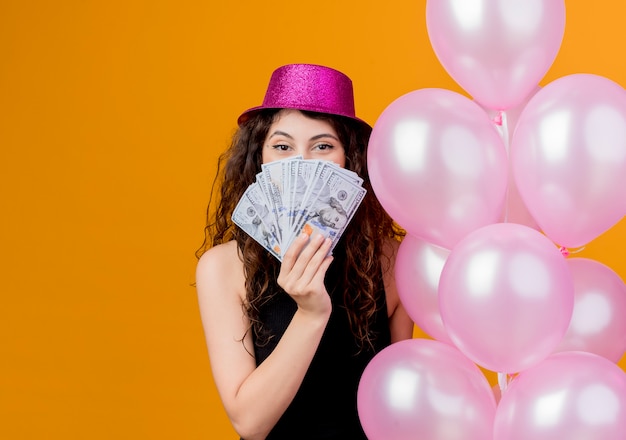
[261,109,346,167]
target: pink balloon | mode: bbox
[439,223,574,373]
[481,86,542,230]
[494,352,626,440]
[357,339,496,440]
[426,0,565,110]
[511,73,626,248]
[368,88,508,249]
[554,258,626,363]
[395,234,453,343]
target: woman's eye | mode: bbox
[314,143,334,151]
[271,144,291,151]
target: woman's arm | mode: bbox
[196,233,333,440]
[382,238,415,342]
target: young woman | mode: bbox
[196,64,413,439]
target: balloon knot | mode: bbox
[492,111,503,126]
[559,246,570,257]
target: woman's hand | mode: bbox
[277,232,333,317]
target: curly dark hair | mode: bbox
[196,109,404,350]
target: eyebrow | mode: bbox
[267,131,340,141]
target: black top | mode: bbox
[248,244,391,439]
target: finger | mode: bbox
[278,232,316,290]
[291,233,328,275]
[279,234,330,293]
[298,253,334,299]
[296,236,333,286]
[281,232,311,273]
[311,253,334,286]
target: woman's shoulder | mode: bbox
[198,240,240,261]
[381,236,400,271]
[196,241,245,299]
[380,236,401,306]
[197,240,242,272]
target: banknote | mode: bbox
[288,165,366,253]
[259,156,302,242]
[231,184,282,259]
[233,157,366,261]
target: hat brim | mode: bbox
[237,105,372,131]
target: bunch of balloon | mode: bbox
[359,1,626,439]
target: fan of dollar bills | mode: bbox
[232,156,367,261]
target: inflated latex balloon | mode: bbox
[368,88,507,249]
[511,73,626,248]
[439,223,574,373]
[357,339,496,440]
[494,351,626,440]
[554,258,626,363]
[395,234,452,343]
[480,85,542,229]
[426,0,565,110]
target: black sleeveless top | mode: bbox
[248,244,391,439]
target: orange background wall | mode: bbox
[1,1,624,438]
